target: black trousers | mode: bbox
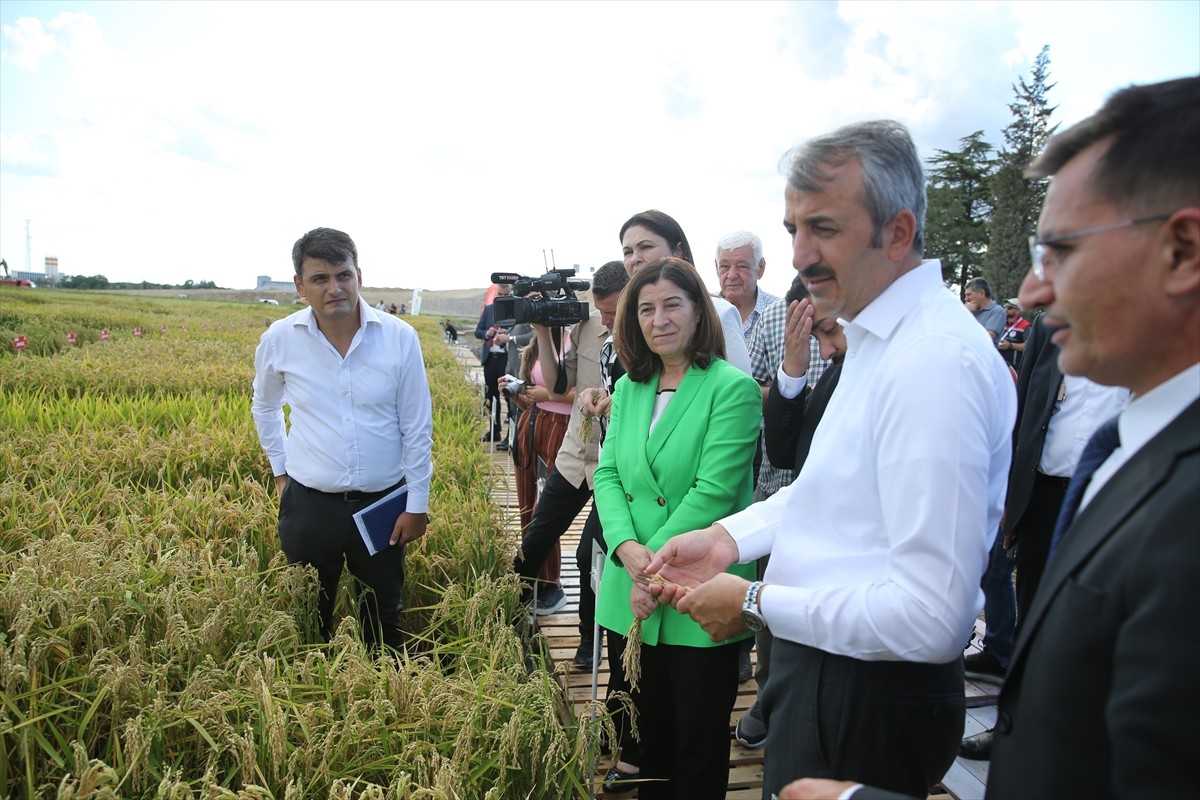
[762,640,964,799]
[576,505,605,640]
[634,640,740,800]
[513,466,603,635]
[482,352,507,438]
[278,478,407,651]
[1014,471,1069,622]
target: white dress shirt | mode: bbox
[1038,374,1130,478]
[721,260,1016,662]
[712,296,753,376]
[251,299,434,513]
[1082,361,1200,510]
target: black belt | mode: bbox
[1035,470,1071,491]
[292,478,404,502]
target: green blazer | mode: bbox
[594,358,761,647]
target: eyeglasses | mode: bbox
[1028,213,1171,279]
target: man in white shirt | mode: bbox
[778,76,1199,800]
[252,227,434,652]
[647,121,1016,798]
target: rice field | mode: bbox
[0,288,605,799]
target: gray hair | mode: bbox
[964,276,993,298]
[783,120,926,255]
[715,231,764,266]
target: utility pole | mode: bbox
[25,220,32,273]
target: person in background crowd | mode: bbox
[501,328,572,616]
[475,284,513,450]
[997,298,1029,370]
[514,261,630,665]
[716,230,780,332]
[964,276,1005,341]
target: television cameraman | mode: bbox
[511,260,628,669]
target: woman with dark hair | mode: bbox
[500,335,574,614]
[619,209,695,269]
[593,257,761,799]
[616,209,752,375]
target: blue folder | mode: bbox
[352,485,409,556]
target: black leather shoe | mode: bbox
[602,765,640,793]
[573,640,595,671]
[959,728,994,760]
[495,439,509,451]
[964,650,1005,682]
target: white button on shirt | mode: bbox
[251,299,434,513]
[721,261,1017,663]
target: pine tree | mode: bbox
[925,131,995,294]
[986,45,1059,301]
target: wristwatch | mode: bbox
[741,581,767,632]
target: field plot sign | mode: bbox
[12,335,27,353]
[67,332,77,346]
[100,328,111,341]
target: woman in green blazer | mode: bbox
[594,257,761,800]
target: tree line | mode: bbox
[55,276,226,290]
[926,45,1057,303]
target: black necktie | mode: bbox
[1047,416,1122,559]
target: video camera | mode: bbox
[490,268,590,327]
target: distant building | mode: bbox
[12,271,47,285]
[256,274,296,291]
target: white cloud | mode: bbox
[1,15,57,71]
[0,1,1197,296]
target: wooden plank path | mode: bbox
[453,335,998,799]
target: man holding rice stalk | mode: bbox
[252,227,434,652]
[648,121,1016,799]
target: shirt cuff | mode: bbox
[838,784,865,800]
[268,454,287,477]
[776,366,809,399]
[404,491,430,515]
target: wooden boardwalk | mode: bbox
[454,337,999,799]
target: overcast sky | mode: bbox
[2,1,1197,297]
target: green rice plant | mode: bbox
[0,292,603,799]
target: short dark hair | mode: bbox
[614,257,724,383]
[784,274,809,305]
[292,228,358,276]
[618,210,695,265]
[784,120,926,255]
[1027,76,1199,216]
[965,276,993,298]
[591,260,629,300]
